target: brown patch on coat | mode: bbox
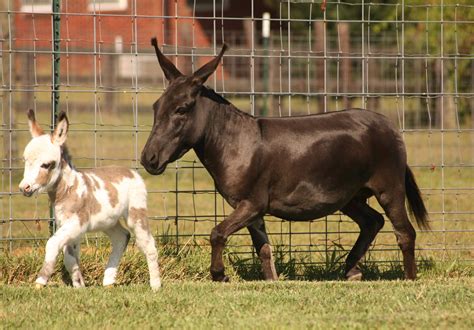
[90,176,101,189]
[104,182,119,208]
[78,174,102,224]
[128,207,149,231]
[35,164,55,186]
[50,166,135,226]
[35,168,52,186]
[49,175,72,205]
[83,173,119,208]
[83,166,135,183]
[83,166,135,208]
[52,174,101,226]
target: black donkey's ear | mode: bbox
[192,44,228,85]
[151,37,183,81]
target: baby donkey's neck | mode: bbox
[47,150,80,205]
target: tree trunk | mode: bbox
[434,58,455,129]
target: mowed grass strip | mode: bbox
[1,279,473,329]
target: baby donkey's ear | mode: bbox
[52,111,69,146]
[27,109,44,137]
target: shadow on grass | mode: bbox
[230,244,440,281]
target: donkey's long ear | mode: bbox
[51,111,69,146]
[27,109,44,137]
[151,37,182,81]
[192,44,228,85]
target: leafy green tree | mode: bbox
[264,0,473,126]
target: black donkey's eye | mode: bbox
[176,106,187,114]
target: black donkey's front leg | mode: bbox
[210,200,263,282]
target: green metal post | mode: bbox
[49,0,60,235]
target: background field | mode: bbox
[2,104,473,273]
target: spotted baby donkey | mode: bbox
[19,110,161,290]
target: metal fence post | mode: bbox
[262,12,270,117]
[49,0,60,235]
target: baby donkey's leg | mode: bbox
[103,222,130,287]
[36,221,84,287]
[127,208,161,291]
[63,241,85,288]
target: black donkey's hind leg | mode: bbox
[247,217,278,280]
[341,199,385,280]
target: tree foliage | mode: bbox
[264,0,473,123]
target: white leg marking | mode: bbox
[103,223,130,287]
[36,220,84,286]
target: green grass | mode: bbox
[1,279,473,329]
[1,224,473,329]
[1,244,472,285]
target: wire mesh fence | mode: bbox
[1,1,473,269]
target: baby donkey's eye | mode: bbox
[40,162,55,170]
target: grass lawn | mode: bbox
[1,279,473,329]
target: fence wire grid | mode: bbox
[1,0,473,269]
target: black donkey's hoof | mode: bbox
[211,271,230,282]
